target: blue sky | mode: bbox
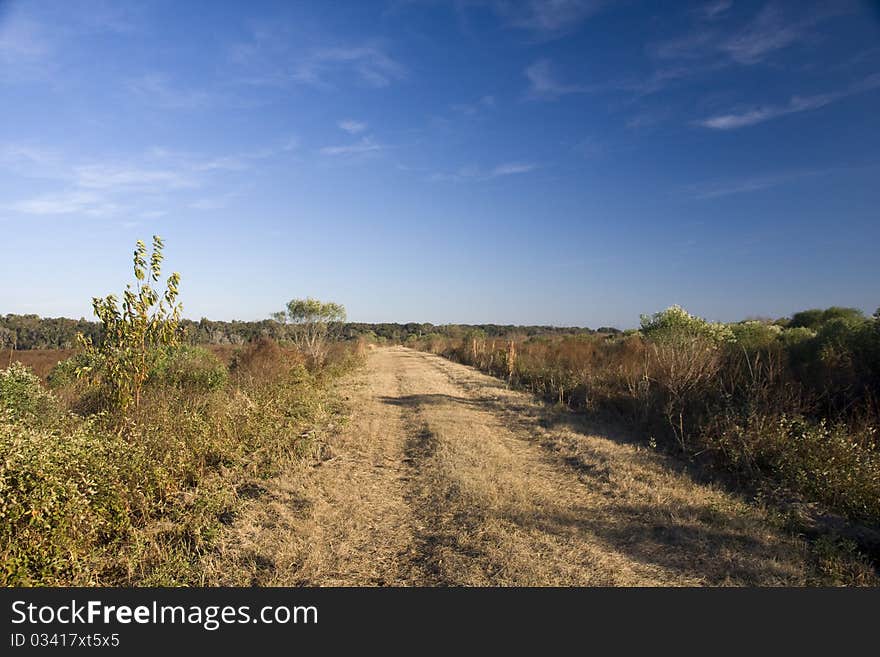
[0,0,878,328]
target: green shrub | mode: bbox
[640,305,734,345]
[0,419,137,585]
[47,351,105,390]
[790,307,865,330]
[0,363,57,424]
[769,416,880,523]
[149,346,228,392]
[729,321,782,353]
[779,326,816,347]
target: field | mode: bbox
[2,349,76,381]
[4,346,239,381]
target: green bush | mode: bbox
[779,326,816,347]
[790,307,865,330]
[0,363,57,424]
[785,314,879,403]
[729,321,782,353]
[640,305,734,345]
[769,416,880,523]
[149,346,228,392]
[47,351,105,390]
[0,419,137,585]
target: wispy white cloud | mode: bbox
[493,0,606,39]
[696,0,733,21]
[229,23,405,91]
[189,199,225,211]
[450,95,495,115]
[148,138,298,172]
[126,73,216,110]
[9,191,120,216]
[73,164,197,190]
[720,3,810,65]
[188,193,239,211]
[71,1,143,36]
[491,162,537,176]
[625,108,674,130]
[643,2,858,97]
[320,136,385,156]
[697,74,880,129]
[0,143,65,175]
[430,161,539,182]
[338,119,367,134]
[0,2,143,82]
[192,155,253,172]
[1,137,299,218]
[685,169,828,199]
[524,59,589,100]
[650,30,718,62]
[293,46,405,88]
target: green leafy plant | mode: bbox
[149,345,228,392]
[0,363,57,424]
[78,236,182,412]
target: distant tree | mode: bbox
[273,298,346,366]
[821,307,865,325]
[790,307,864,330]
[788,309,824,330]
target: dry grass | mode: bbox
[2,349,75,380]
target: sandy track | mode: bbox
[215,346,822,586]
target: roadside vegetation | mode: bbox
[417,305,880,562]
[0,237,360,586]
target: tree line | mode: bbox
[0,313,605,351]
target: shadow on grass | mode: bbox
[493,500,802,585]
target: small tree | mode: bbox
[78,236,182,412]
[273,298,346,366]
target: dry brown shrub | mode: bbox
[230,338,304,383]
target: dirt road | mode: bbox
[215,346,824,586]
